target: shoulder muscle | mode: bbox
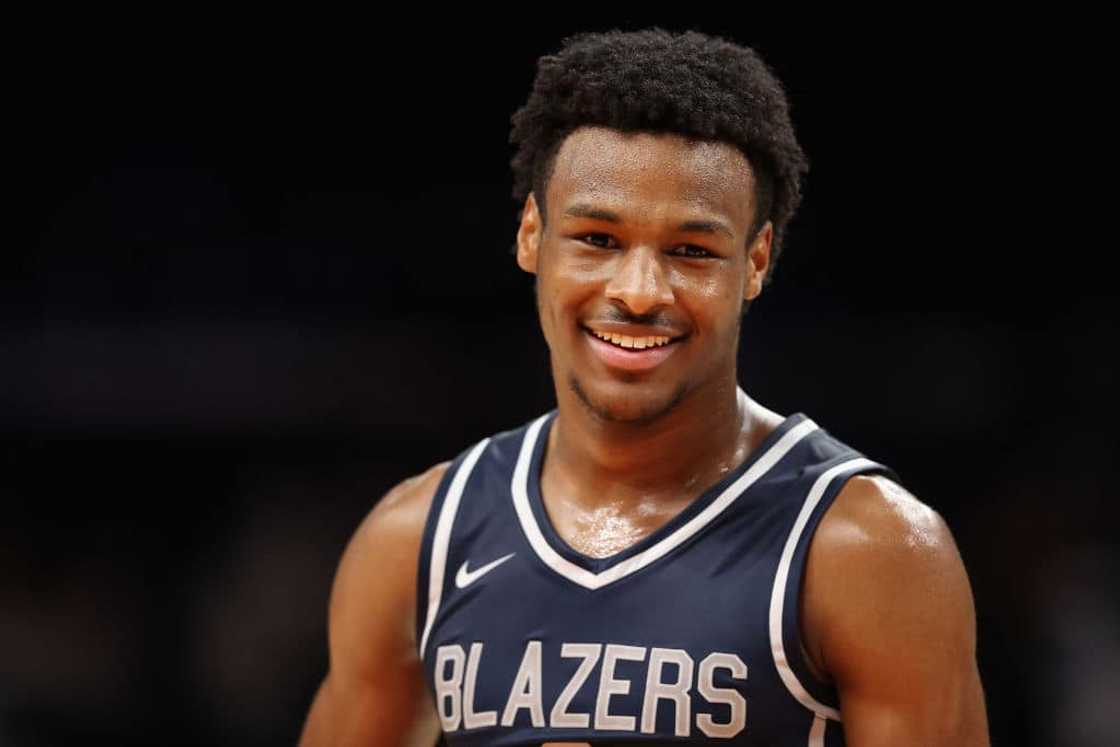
[803,475,988,744]
[330,462,450,677]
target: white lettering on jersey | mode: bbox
[435,640,750,737]
[463,642,497,728]
[501,640,545,727]
[641,647,694,736]
[549,643,601,728]
[696,652,748,738]
[594,644,646,730]
[434,644,466,731]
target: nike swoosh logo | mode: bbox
[455,553,516,589]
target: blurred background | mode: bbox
[5,12,1116,747]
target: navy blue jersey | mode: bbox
[416,404,894,746]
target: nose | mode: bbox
[604,245,675,316]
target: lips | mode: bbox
[583,327,683,372]
[587,329,672,350]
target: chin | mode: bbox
[568,374,688,426]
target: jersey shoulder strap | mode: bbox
[414,417,538,656]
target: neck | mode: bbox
[548,374,750,502]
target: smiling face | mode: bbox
[517,126,773,424]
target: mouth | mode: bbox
[585,328,675,350]
[581,326,684,372]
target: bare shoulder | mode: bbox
[802,474,987,741]
[334,461,450,608]
[370,461,451,529]
[330,461,451,666]
[301,463,451,746]
[805,474,969,630]
[802,472,978,684]
[817,474,956,563]
[339,460,451,587]
[357,461,451,550]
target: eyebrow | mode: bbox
[564,204,622,223]
[677,219,736,241]
[563,203,736,240]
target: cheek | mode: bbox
[542,253,602,310]
[553,251,610,286]
[534,261,578,350]
[675,268,745,323]
[535,274,557,348]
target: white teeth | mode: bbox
[590,330,672,349]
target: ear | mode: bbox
[516,192,542,275]
[744,220,773,301]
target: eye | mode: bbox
[579,233,619,249]
[671,244,716,259]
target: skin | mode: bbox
[299,126,989,746]
[298,465,446,747]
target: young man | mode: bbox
[299,30,988,746]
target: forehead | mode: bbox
[545,126,756,228]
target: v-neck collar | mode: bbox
[509,406,818,590]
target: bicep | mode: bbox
[832,543,987,745]
[807,478,989,746]
[302,670,438,747]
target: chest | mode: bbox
[425,512,813,745]
[538,451,734,562]
[417,413,859,745]
[541,496,688,560]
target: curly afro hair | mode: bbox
[510,28,809,283]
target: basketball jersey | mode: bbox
[416,403,895,746]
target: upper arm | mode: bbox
[299,463,450,747]
[802,475,989,746]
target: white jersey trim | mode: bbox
[808,714,827,747]
[769,456,878,722]
[510,409,819,591]
[419,437,491,658]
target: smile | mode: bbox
[587,329,672,350]
[583,328,682,373]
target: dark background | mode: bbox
[5,14,1116,747]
